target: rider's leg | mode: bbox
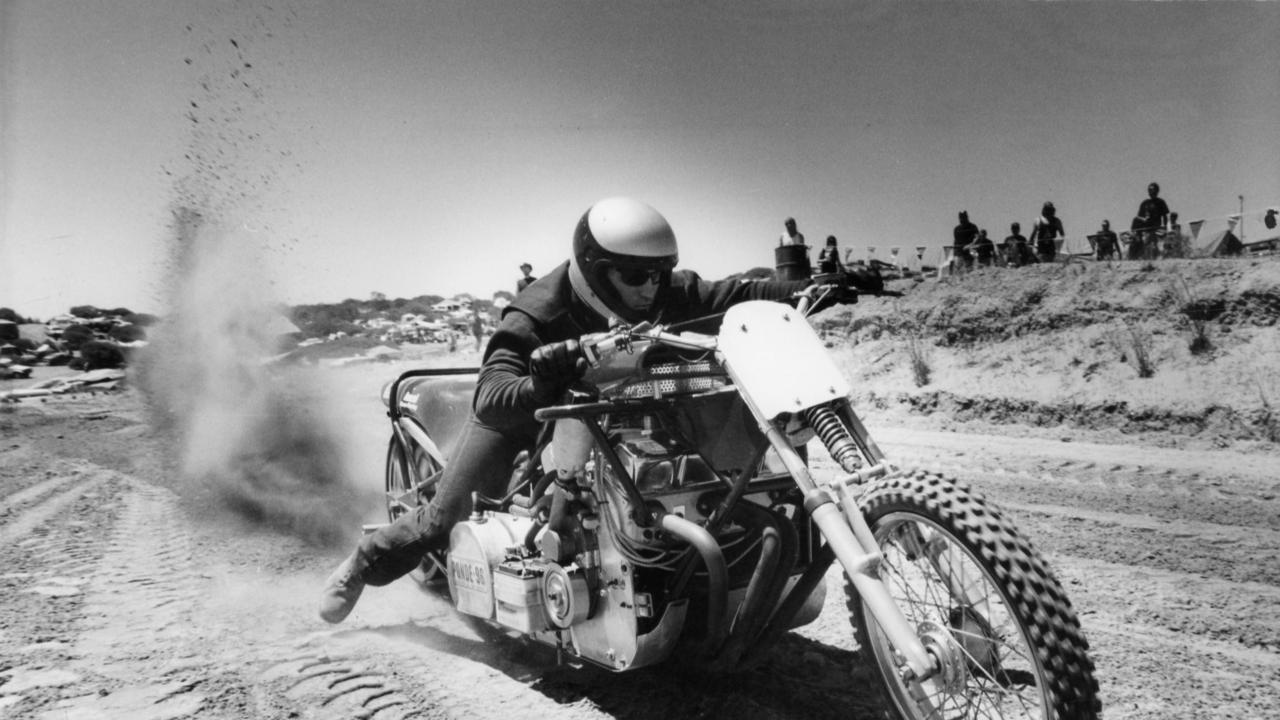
[318,417,526,623]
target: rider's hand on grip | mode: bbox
[529,339,588,404]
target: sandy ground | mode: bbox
[2,353,1278,719]
[3,258,1279,719]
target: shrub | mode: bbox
[69,305,104,319]
[109,324,147,343]
[1171,276,1215,356]
[60,324,96,350]
[79,340,126,370]
[1123,320,1156,378]
[0,307,28,324]
[896,307,932,387]
[1259,381,1280,444]
[125,312,159,327]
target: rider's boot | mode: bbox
[318,549,369,624]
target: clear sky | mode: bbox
[3,0,1279,320]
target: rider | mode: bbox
[318,197,881,623]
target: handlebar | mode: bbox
[576,279,901,365]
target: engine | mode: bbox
[444,357,824,670]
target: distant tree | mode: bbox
[69,305,104,319]
[10,337,37,354]
[0,307,28,324]
[400,301,433,316]
[492,291,515,305]
[109,324,147,343]
[391,297,409,309]
[368,297,392,312]
[79,340,126,370]
[61,324,96,350]
[125,312,159,326]
[108,307,134,317]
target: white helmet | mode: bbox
[568,197,678,323]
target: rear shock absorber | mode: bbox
[802,404,863,473]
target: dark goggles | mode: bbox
[614,267,666,287]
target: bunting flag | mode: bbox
[867,246,876,257]
[1189,220,1205,241]
[915,246,927,260]
[1227,215,1240,231]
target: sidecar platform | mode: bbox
[383,367,479,462]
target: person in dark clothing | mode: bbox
[972,229,995,267]
[817,235,845,275]
[1002,222,1034,267]
[1126,215,1147,260]
[953,211,978,270]
[317,197,873,624]
[1029,202,1065,263]
[1136,183,1170,259]
[516,263,536,293]
[1090,220,1120,261]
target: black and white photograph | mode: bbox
[2,2,1278,718]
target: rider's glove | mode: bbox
[528,339,587,404]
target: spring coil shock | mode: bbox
[802,404,863,473]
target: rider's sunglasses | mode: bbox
[614,267,665,287]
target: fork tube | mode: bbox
[806,493,936,681]
[756,424,934,678]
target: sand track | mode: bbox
[2,383,1278,719]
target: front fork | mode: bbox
[757,407,940,683]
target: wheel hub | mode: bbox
[916,621,967,693]
[948,605,1001,677]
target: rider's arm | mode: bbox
[471,312,552,430]
[671,270,810,316]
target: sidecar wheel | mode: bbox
[844,469,1100,720]
[385,437,447,584]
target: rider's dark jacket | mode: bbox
[473,261,808,432]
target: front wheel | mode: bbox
[845,470,1099,720]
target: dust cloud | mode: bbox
[136,3,370,547]
[138,210,370,547]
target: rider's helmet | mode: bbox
[569,197,679,323]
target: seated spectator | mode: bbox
[973,229,995,267]
[816,235,845,275]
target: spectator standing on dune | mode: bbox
[953,211,978,270]
[516,263,536,293]
[1029,202,1065,263]
[1090,220,1120,261]
[1002,222,1034,267]
[1135,182,1170,259]
[779,216,805,246]
[972,229,995,267]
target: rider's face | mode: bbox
[607,267,661,316]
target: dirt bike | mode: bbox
[376,282,1100,719]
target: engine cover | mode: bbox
[447,514,534,619]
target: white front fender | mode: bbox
[717,301,850,420]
